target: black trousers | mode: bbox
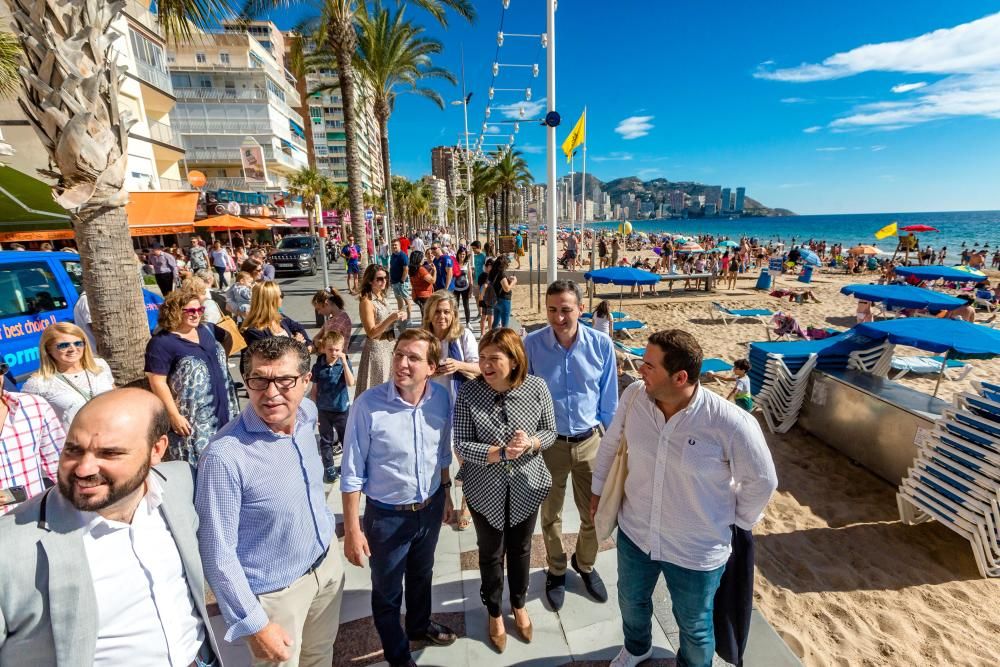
[317,409,348,468]
[469,490,538,617]
[455,288,471,323]
[154,272,175,296]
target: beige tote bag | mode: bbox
[594,389,641,542]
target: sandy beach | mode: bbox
[511,259,1000,666]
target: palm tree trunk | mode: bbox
[331,20,369,263]
[74,206,151,382]
[376,108,396,238]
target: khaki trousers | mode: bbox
[255,546,345,667]
[541,431,601,575]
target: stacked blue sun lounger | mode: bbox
[897,379,1000,578]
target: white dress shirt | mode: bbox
[593,382,778,571]
[81,474,205,666]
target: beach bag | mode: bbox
[594,389,641,542]
[482,279,498,309]
[453,268,469,291]
[215,316,247,357]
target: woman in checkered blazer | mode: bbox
[453,327,557,653]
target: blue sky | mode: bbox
[270,1,1000,215]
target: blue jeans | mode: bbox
[363,488,446,664]
[492,299,512,329]
[617,530,725,667]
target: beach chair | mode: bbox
[890,355,973,381]
[581,311,629,320]
[709,302,774,326]
[975,290,996,313]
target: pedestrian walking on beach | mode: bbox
[453,328,557,652]
[524,280,618,610]
[146,242,178,296]
[197,337,343,666]
[340,329,458,667]
[356,264,406,396]
[21,322,115,429]
[487,256,516,329]
[593,330,776,667]
[0,389,224,666]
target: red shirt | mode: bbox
[399,236,411,253]
[411,265,435,299]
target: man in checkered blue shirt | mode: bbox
[1,386,64,514]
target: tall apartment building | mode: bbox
[431,146,456,195]
[702,185,722,213]
[735,187,746,213]
[669,189,686,213]
[296,55,384,195]
[422,175,448,227]
[167,22,309,193]
[720,187,731,213]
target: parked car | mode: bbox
[268,234,320,276]
[0,251,162,380]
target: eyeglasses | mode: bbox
[54,341,85,351]
[245,374,306,391]
[182,306,206,315]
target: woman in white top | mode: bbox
[422,289,481,530]
[591,300,614,338]
[22,322,115,428]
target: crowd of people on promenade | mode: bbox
[1,225,781,667]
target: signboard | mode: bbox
[240,137,268,183]
[365,209,374,221]
[768,258,783,278]
[498,235,515,254]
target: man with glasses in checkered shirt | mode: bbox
[0,364,65,515]
[195,337,344,666]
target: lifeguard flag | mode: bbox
[561,110,586,163]
[874,222,898,240]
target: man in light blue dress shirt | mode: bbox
[341,328,457,667]
[196,337,343,666]
[524,280,618,611]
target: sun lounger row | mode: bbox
[897,380,1000,578]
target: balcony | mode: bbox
[184,145,308,171]
[131,59,174,96]
[171,59,302,107]
[146,120,183,149]
[171,118,274,134]
[123,0,163,38]
[157,177,193,190]
[174,87,269,103]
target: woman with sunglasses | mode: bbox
[145,287,238,464]
[453,328,556,652]
[22,322,115,428]
[355,263,407,396]
[240,281,311,374]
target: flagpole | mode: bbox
[569,152,575,236]
[582,106,588,268]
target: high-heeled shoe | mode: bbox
[513,609,533,643]
[488,616,507,653]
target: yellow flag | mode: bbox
[874,222,898,240]
[561,110,586,163]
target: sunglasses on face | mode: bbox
[54,341,85,351]
[182,307,206,315]
[245,374,305,391]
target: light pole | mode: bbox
[545,0,557,283]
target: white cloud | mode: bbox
[637,167,664,179]
[871,144,887,151]
[891,81,928,93]
[803,125,823,133]
[778,182,811,189]
[485,125,501,134]
[781,97,810,103]
[591,152,634,162]
[493,99,546,120]
[518,144,544,154]
[816,146,847,152]
[614,115,655,140]
[754,12,1000,131]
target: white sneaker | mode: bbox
[610,645,653,667]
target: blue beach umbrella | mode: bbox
[840,284,965,312]
[584,266,661,309]
[894,265,986,283]
[718,240,739,248]
[798,248,821,266]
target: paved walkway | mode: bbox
[210,262,800,667]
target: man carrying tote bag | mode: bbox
[589,330,777,667]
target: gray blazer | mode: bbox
[0,461,223,666]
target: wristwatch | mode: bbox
[441,481,453,489]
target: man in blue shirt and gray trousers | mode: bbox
[341,328,457,667]
[525,280,619,610]
[196,337,344,666]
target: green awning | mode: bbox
[0,165,71,232]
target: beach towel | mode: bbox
[713,525,755,667]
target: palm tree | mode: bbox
[287,167,334,235]
[355,2,455,240]
[3,0,236,381]
[491,148,532,235]
[469,161,497,242]
[0,31,19,97]
[257,0,474,265]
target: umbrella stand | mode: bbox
[618,283,625,311]
[933,349,949,398]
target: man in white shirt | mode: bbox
[591,330,777,667]
[0,388,222,666]
[410,233,426,254]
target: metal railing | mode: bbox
[171,117,274,134]
[122,0,162,37]
[173,87,269,102]
[146,120,183,148]
[173,60,302,107]
[131,60,174,95]
[184,145,308,170]
[157,177,192,190]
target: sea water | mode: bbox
[590,210,1000,253]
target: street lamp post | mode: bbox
[545,0,557,283]
[452,47,477,244]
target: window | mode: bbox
[199,77,212,88]
[323,106,337,114]
[196,52,207,64]
[61,260,84,295]
[265,78,285,102]
[129,29,165,71]
[219,53,230,65]
[250,53,264,69]
[0,263,68,317]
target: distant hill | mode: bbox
[565,174,794,216]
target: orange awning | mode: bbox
[194,214,270,230]
[126,191,198,236]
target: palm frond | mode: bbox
[0,31,21,98]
